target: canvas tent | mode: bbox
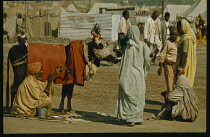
[4,3,26,16]
[21,3,33,9]
[140,5,150,11]
[181,0,207,22]
[3,3,10,9]
[3,15,17,39]
[66,4,78,13]
[49,5,66,14]
[88,3,118,14]
[41,5,54,11]
[26,16,60,38]
[52,1,59,7]
[162,4,191,22]
[202,11,207,24]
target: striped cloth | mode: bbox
[167,75,198,121]
[155,75,198,121]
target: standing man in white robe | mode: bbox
[117,10,131,54]
[162,12,172,44]
[144,11,162,64]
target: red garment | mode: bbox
[65,40,86,85]
[28,41,86,85]
[28,43,67,84]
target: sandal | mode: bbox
[135,122,143,125]
[123,122,135,127]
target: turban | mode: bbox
[27,62,42,75]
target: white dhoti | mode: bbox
[147,35,162,65]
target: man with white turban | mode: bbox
[11,62,63,117]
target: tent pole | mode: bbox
[162,0,164,19]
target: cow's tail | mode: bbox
[6,51,10,108]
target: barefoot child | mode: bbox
[157,28,179,97]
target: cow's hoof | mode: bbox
[66,109,71,112]
[59,108,65,113]
[67,109,75,113]
[112,57,121,64]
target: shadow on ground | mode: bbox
[145,100,165,106]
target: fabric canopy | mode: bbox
[26,16,59,38]
[4,15,16,38]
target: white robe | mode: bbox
[116,25,150,123]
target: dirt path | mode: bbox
[3,41,206,133]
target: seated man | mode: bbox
[11,62,63,117]
[155,74,198,122]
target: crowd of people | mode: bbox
[8,10,199,127]
[116,10,198,127]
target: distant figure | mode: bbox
[17,33,29,47]
[162,12,173,43]
[117,10,131,53]
[116,25,150,127]
[175,19,197,87]
[144,11,162,64]
[195,14,206,41]
[16,13,23,41]
[157,28,179,99]
[3,13,10,42]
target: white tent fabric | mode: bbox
[182,0,207,19]
[52,1,59,7]
[163,4,191,22]
[78,5,87,9]
[140,5,150,11]
[49,6,66,14]
[13,3,24,9]
[66,4,78,13]
[202,11,207,24]
[88,3,118,14]
[3,4,10,9]
[22,4,34,10]
[41,5,54,11]
[4,7,26,16]
[135,16,149,23]
[134,5,141,11]
[112,15,121,40]
[4,15,17,38]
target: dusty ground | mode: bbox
[2,40,206,133]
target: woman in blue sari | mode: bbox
[116,25,150,127]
